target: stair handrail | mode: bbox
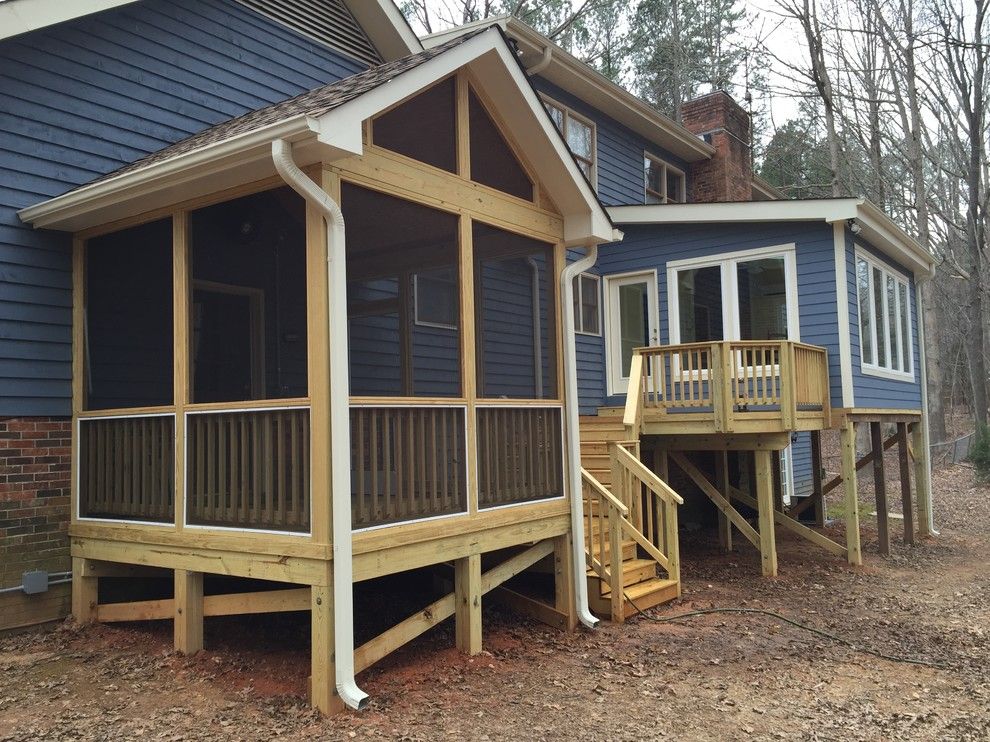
[612,445,684,505]
[622,351,645,435]
[580,467,627,622]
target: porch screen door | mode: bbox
[606,272,658,395]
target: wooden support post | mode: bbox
[715,451,732,552]
[71,557,98,625]
[173,569,203,654]
[754,450,778,577]
[840,421,862,566]
[810,430,826,526]
[454,553,482,655]
[870,422,890,555]
[897,423,914,545]
[310,582,343,715]
[911,421,933,538]
[552,534,577,632]
[608,507,624,623]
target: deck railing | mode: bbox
[350,404,467,529]
[624,340,830,434]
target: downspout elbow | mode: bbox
[271,139,368,712]
[560,244,599,629]
[526,44,552,76]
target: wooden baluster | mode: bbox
[393,410,404,519]
[418,409,427,516]
[371,409,380,524]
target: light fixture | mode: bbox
[847,219,862,235]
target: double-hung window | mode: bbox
[855,250,913,378]
[645,154,686,204]
[542,97,597,187]
[572,273,601,335]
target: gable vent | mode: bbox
[235,0,382,68]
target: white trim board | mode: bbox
[833,222,856,408]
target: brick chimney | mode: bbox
[679,91,753,203]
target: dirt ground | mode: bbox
[1,463,988,741]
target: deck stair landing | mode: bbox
[580,413,682,622]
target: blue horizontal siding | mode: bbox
[581,221,842,413]
[846,229,923,409]
[531,78,689,207]
[0,0,370,416]
[789,432,814,499]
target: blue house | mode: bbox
[1,1,934,714]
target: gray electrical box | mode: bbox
[21,570,49,595]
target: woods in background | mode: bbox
[401,0,990,439]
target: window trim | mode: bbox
[413,270,458,330]
[854,247,915,382]
[541,94,598,191]
[666,243,801,347]
[644,153,686,205]
[573,272,602,336]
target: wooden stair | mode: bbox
[580,410,680,621]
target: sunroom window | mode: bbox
[645,154,686,204]
[542,97,596,186]
[856,252,913,377]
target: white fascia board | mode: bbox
[0,0,139,41]
[343,0,422,60]
[854,200,934,279]
[18,116,324,232]
[422,18,713,164]
[608,200,859,225]
[317,28,614,244]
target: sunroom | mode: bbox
[19,28,615,712]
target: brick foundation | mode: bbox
[0,417,72,619]
[681,91,753,203]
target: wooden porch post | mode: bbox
[911,421,933,538]
[173,569,203,654]
[172,210,190,532]
[870,422,890,555]
[715,450,732,552]
[754,449,777,577]
[553,534,577,631]
[454,553,482,655]
[810,430,826,526]
[897,423,915,545]
[311,575,343,715]
[71,557,98,624]
[840,420,862,565]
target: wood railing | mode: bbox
[78,414,175,523]
[477,405,564,509]
[185,408,310,532]
[350,405,467,529]
[624,340,829,434]
[582,443,682,622]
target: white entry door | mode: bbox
[605,271,659,395]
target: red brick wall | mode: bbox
[0,417,72,596]
[680,92,753,203]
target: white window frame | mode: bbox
[541,94,598,191]
[667,243,801,350]
[854,247,914,381]
[573,272,602,336]
[413,270,458,330]
[604,269,660,396]
[644,153,686,204]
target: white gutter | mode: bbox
[271,139,368,712]
[560,245,599,630]
[525,256,543,397]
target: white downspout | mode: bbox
[525,44,553,76]
[561,244,599,629]
[271,139,368,711]
[525,256,543,398]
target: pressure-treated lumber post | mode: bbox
[911,421,933,538]
[810,430,826,526]
[71,557,98,624]
[173,569,203,654]
[454,553,482,654]
[897,423,914,545]
[608,506,624,623]
[715,450,732,552]
[754,450,778,577]
[310,580,343,715]
[552,534,577,631]
[870,422,890,555]
[840,421,862,565]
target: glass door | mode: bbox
[605,272,659,395]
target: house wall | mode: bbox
[577,221,842,413]
[530,78,689,208]
[0,0,370,418]
[843,228,924,410]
